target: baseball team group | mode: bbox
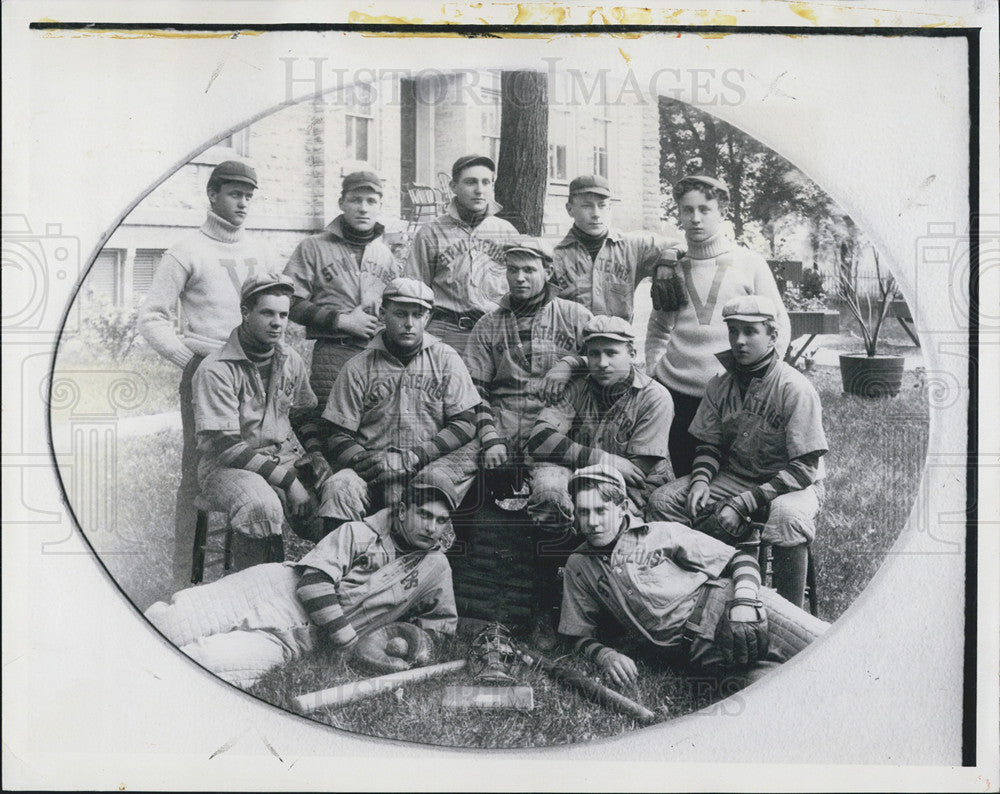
[139,152,830,698]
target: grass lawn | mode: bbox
[62,356,928,749]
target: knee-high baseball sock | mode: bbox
[771,544,808,609]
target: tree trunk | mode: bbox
[494,71,548,235]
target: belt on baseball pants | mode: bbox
[433,308,483,330]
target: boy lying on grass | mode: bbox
[558,464,829,689]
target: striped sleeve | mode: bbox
[573,637,617,666]
[295,567,357,647]
[290,407,323,454]
[288,295,338,335]
[473,399,505,451]
[729,450,824,517]
[728,549,762,601]
[525,422,594,470]
[690,443,723,485]
[412,408,477,467]
[199,430,298,491]
[327,424,367,468]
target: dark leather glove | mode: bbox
[715,597,769,666]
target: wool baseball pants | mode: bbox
[145,553,454,689]
[646,472,823,547]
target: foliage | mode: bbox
[781,284,831,312]
[799,267,827,300]
[79,294,140,360]
[838,248,898,357]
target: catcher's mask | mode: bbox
[468,622,520,685]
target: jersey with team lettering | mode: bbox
[463,293,592,449]
[689,351,828,483]
[193,328,317,482]
[323,331,480,452]
[406,200,518,317]
[282,216,401,340]
[549,227,678,321]
[558,516,735,648]
[293,507,457,635]
[138,211,278,368]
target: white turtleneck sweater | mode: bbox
[138,211,277,368]
[645,231,790,397]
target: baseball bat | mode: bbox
[292,659,467,714]
[518,647,658,724]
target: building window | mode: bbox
[593,118,611,178]
[480,88,502,164]
[132,249,164,304]
[345,91,375,165]
[548,110,570,181]
[86,249,125,306]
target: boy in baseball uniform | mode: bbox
[548,174,683,323]
[525,314,675,531]
[145,472,459,689]
[192,274,340,572]
[283,171,402,405]
[647,295,827,608]
[138,160,279,589]
[462,235,593,488]
[559,465,828,688]
[644,174,790,477]
[406,154,518,353]
[321,278,480,523]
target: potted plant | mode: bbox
[837,251,905,397]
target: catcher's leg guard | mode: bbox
[200,468,285,542]
[309,339,365,407]
[181,629,298,689]
[645,475,692,522]
[758,586,829,663]
[318,468,369,522]
[144,563,307,647]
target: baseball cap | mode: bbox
[342,170,383,196]
[568,464,627,495]
[582,315,635,345]
[568,174,612,198]
[451,154,496,180]
[210,160,258,189]
[408,469,460,511]
[240,273,295,305]
[722,295,778,323]
[502,235,554,262]
[381,277,435,311]
[675,173,730,201]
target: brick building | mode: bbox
[86,68,663,308]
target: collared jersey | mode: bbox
[690,351,828,483]
[549,227,677,321]
[323,331,480,451]
[463,294,592,448]
[291,507,457,625]
[406,200,518,316]
[558,517,735,647]
[193,328,317,477]
[535,368,674,461]
[283,216,401,339]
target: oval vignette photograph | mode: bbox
[49,62,930,750]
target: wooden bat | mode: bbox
[292,659,466,714]
[518,647,658,724]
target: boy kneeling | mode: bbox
[559,465,828,688]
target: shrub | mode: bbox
[80,295,140,361]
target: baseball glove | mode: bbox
[714,597,769,666]
[692,500,755,545]
[650,254,689,312]
[349,622,436,675]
